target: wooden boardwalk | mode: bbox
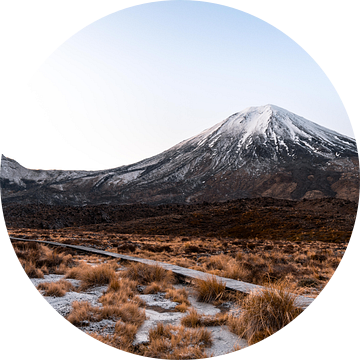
[10,236,314,309]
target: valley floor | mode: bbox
[9,227,346,297]
[5,197,355,358]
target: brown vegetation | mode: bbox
[37,279,74,297]
[65,263,117,290]
[7,196,354,358]
[194,276,226,303]
[123,262,174,285]
[13,241,75,278]
[140,323,212,359]
[181,308,228,328]
[227,281,302,345]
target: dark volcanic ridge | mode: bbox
[3,197,357,243]
[1,104,359,205]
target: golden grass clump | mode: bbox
[67,300,146,327]
[194,276,226,303]
[100,277,141,305]
[165,288,190,306]
[65,263,116,290]
[23,260,44,278]
[181,308,202,328]
[14,242,76,276]
[37,279,74,297]
[181,308,228,328]
[89,326,135,353]
[141,323,212,359]
[123,262,174,285]
[67,301,99,326]
[144,281,167,294]
[175,302,189,313]
[114,322,138,346]
[227,281,302,345]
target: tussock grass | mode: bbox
[181,308,228,328]
[65,263,116,290]
[114,321,138,346]
[123,262,174,285]
[165,288,190,306]
[67,301,98,326]
[67,300,146,327]
[194,276,226,303]
[37,279,74,297]
[144,281,167,294]
[22,260,44,278]
[141,323,212,359]
[14,242,75,277]
[115,302,146,326]
[175,302,189,313]
[227,281,302,344]
[181,308,202,328]
[101,277,139,301]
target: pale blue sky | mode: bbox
[28,0,353,170]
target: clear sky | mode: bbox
[22,0,354,170]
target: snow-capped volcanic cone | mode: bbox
[1,105,358,205]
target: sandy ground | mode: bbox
[30,274,247,357]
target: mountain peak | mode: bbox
[1,105,358,205]
[176,104,357,169]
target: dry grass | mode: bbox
[67,271,147,353]
[11,234,330,357]
[11,227,346,298]
[165,288,190,305]
[123,262,174,285]
[37,279,74,297]
[181,308,202,328]
[67,301,98,326]
[144,281,168,294]
[65,263,116,290]
[141,323,212,359]
[194,276,226,303]
[175,302,189,313]
[100,277,141,304]
[181,308,228,328]
[21,260,44,278]
[114,321,138,346]
[67,300,146,327]
[14,242,76,277]
[227,281,302,345]
[89,322,138,353]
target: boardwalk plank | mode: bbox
[9,237,314,308]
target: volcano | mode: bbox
[1,105,358,205]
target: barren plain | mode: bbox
[5,196,356,358]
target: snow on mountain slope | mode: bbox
[173,104,356,163]
[1,105,358,205]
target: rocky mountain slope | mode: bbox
[1,105,358,205]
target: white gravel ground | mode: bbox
[30,274,247,356]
